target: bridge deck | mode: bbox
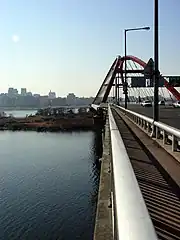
[112,107,180,240]
[125,104,180,129]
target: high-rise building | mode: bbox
[8,88,18,97]
[48,90,56,99]
[8,88,14,96]
[21,88,27,96]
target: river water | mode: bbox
[3,110,37,118]
[3,108,88,118]
[0,130,101,240]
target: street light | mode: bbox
[154,0,159,121]
[124,26,150,109]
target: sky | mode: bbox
[0,0,180,97]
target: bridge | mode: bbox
[92,55,180,240]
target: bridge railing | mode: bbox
[114,104,180,152]
[91,104,100,111]
[108,105,157,240]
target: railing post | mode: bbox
[172,135,178,152]
[162,130,167,145]
[155,126,160,139]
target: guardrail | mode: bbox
[91,104,100,111]
[114,104,180,152]
[108,105,157,240]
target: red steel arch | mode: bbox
[121,56,180,101]
[93,55,180,105]
[122,55,147,68]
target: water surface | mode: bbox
[4,110,37,118]
[0,131,101,239]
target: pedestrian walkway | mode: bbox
[112,108,180,239]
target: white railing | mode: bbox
[108,105,157,240]
[91,104,100,111]
[114,104,180,152]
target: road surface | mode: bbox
[121,104,180,129]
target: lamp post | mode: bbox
[124,26,150,109]
[153,0,159,121]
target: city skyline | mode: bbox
[0,88,94,109]
[0,87,94,98]
[0,0,179,96]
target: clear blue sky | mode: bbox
[0,0,179,97]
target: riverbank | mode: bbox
[0,114,95,132]
[0,105,89,111]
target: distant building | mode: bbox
[26,92,32,96]
[51,97,66,106]
[14,89,18,95]
[21,88,27,96]
[39,95,49,107]
[66,93,76,105]
[8,88,14,96]
[8,88,18,97]
[76,97,93,106]
[48,90,56,99]
[33,94,40,98]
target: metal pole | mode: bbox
[124,27,150,108]
[115,77,118,104]
[117,74,120,105]
[153,0,159,121]
[124,30,128,109]
[113,84,115,103]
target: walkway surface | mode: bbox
[112,107,180,240]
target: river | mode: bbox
[4,110,37,118]
[3,108,89,118]
[0,130,101,239]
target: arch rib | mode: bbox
[120,55,180,101]
[92,55,180,108]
